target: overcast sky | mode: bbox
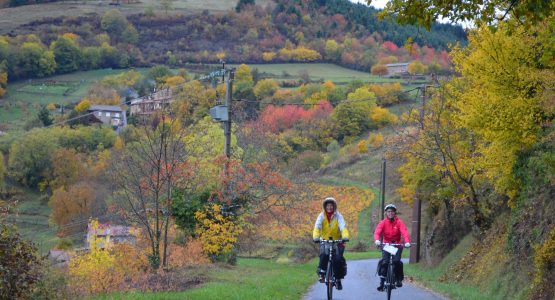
[350,0,388,9]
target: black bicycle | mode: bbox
[320,239,344,300]
[379,243,405,300]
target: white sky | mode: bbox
[350,0,472,28]
[350,0,388,9]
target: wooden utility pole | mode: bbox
[410,190,421,263]
[224,69,234,159]
[410,85,426,264]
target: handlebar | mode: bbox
[314,239,347,244]
[378,243,407,248]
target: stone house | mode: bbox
[87,105,127,132]
[129,88,173,116]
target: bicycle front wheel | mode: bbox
[327,261,333,300]
[386,263,395,300]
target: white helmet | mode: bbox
[384,204,397,212]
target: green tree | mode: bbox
[171,80,217,125]
[148,65,173,84]
[51,36,82,73]
[82,47,102,70]
[101,9,128,41]
[19,42,56,78]
[37,105,53,126]
[8,129,59,187]
[332,87,376,140]
[236,0,255,12]
[253,78,279,100]
[235,64,254,92]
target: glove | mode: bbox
[405,243,411,248]
[375,240,381,247]
[342,238,349,242]
[313,238,320,243]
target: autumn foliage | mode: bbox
[258,100,333,133]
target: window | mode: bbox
[106,112,111,117]
[115,113,120,118]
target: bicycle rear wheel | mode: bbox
[327,261,333,300]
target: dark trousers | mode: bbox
[378,248,404,282]
[318,244,347,279]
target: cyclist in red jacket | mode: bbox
[373,204,411,291]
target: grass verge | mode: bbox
[96,251,386,300]
[405,234,520,300]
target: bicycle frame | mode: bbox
[380,243,403,300]
[320,239,343,300]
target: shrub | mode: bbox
[531,228,555,299]
[368,133,384,148]
[195,204,242,263]
[290,150,323,175]
[370,106,398,128]
[0,223,44,299]
[357,140,368,154]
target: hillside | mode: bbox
[0,0,465,77]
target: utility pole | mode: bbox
[410,85,426,264]
[419,85,426,129]
[224,68,234,159]
[380,158,386,220]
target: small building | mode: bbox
[129,88,173,116]
[87,105,127,132]
[85,222,137,249]
[385,62,410,76]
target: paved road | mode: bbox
[303,259,447,300]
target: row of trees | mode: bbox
[392,7,554,298]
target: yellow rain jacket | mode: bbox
[312,211,350,240]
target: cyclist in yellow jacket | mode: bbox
[313,197,350,290]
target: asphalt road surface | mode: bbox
[303,259,447,300]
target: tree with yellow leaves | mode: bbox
[195,204,242,261]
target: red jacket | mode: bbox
[374,217,410,244]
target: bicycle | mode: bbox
[318,238,345,300]
[378,243,406,300]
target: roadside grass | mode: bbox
[404,234,521,300]
[97,252,385,300]
[96,258,316,300]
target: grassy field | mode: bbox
[230,63,401,85]
[0,0,274,35]
[5,181,60,255]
